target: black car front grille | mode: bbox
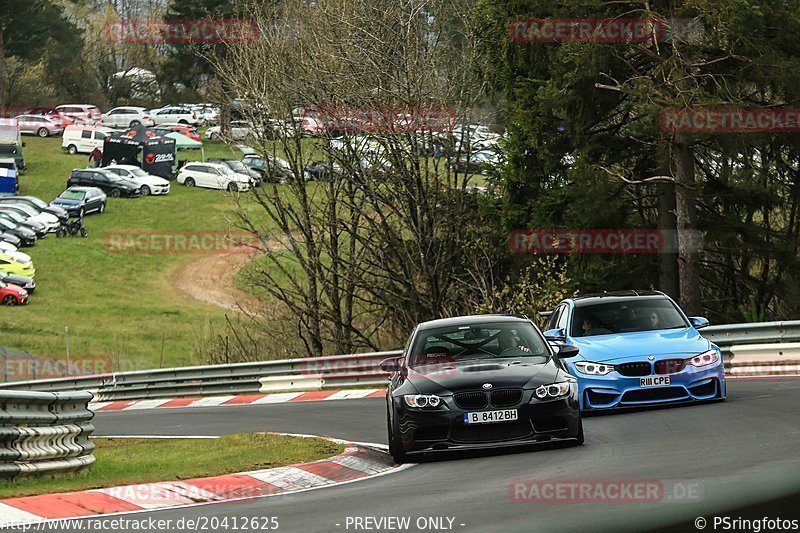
[490,389,523,408]
[621,387,688,403]
[655,359,686,374]
[688,380,717,397]
[617,362,652,377]
[453,391,488,410]
[450,421,532,443]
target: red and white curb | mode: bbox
[0,436,409,528]
[91,388,387,412]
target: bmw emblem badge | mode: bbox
[482,383,493,390]
[648,355,655,361]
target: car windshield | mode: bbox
[23,198,47,208]
[408,322,550,368]
[127,168,148,178]
[226,161,247,172]
[571,299,689,337]
[60,191,85,201]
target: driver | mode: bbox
[498,330,530,355]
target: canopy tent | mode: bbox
[101,125,177,179]
[165,131,203,150]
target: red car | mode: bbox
[0,280,28,305]
[154,124,201,142]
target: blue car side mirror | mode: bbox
[543,328,565,341]
[689,316,710,329]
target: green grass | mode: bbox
[0,434,343,498]
[1,136,262,371]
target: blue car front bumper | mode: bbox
[569,361,726,410]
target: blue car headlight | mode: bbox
[574,361,615,376]
[686,349,719,367]
[534,382,572,400]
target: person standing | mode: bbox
[89,147,102,168]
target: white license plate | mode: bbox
[640,376,671,387]
[463,409,518,425]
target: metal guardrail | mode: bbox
[2,321,799,401]
[0,390,95,479]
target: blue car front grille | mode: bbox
[616,362,652,377]
[655,359,686,374]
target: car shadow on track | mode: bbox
[406,439,582,464]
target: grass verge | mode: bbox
[0,433,343,498]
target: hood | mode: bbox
[406,357,559,394]
[51,198,82,207]
[571,328,711,363]
[3,273,32,286]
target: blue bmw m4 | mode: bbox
[543,291,726,411]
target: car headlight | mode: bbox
[574,361,616,376]
[403,394,444,408]
[534,382,572,400]
[686,349,719,367]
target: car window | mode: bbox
[81,130,91,139]
[571,299,689,337]
[546,305,563,331]
[94,132,106,140]
[556,305,569,331]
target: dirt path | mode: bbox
[171,238,289,316]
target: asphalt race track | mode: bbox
[16,379,800,533]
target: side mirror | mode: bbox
[554,344,580,359]
[689,316,710,329]
[379,357,402,373]
[543,328,565,341]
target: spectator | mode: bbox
[89,147,102,168]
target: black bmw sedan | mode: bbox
[382,315,583,463]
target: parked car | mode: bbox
[103,165,170,196]
[0,211,47,238]
[241,154,291,183]
[67,168,141,198]
[0,280,28,305]
[0,270,34,295]
[101,107,155,128]
[54,104,102,125]
[61,125,113,155]
[0,203,60,232]
[206,158,262,185]
[149,106,201,126]
[0,233,21,248]
[0,240,18,255]
[302,161,342,181]
[449,149,503,174]
[0,253,35,278]
[205,121,254,141]
[0,218,36,246]
[16,115,65,137]
[177,162,252,192]
[0,196,68,223]
[21,108,73,128]
[50,187,107,217]
[152,124,201,142]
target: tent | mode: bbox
[101,125,177,179]
[164,132,203,151]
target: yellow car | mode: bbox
[0,254,35,278]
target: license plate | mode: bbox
[463,409,518,425]
[640,376,670,387]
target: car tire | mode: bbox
[573,419,584,446]
[140,185,151,196]
[207,132,216,141]
[178,119,188,124]
[68,145,77,155]
[387,404,407,464]
[2,295,17,306]
[110,189,121,198]
[37,128,49,138]
[184,177,195,187]
[130,120,141,127]
[227,182,238,192]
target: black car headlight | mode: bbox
[574,361,616,376]
[534,382,572,400]
[686,349,719,367]
[403,394,445,409]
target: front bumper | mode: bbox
[394,390,581,456]
[572,361,726,410]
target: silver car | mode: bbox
[16,115,64,137]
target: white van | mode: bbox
[61,125,113,155]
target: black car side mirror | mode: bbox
[380,357,402,372]
[554,344,580,359]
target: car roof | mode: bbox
[416,314,531,331]
[64,186,98,192]
[105,165,139,171]
[570,290,668,307]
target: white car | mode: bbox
[54,104,102,125]
[102,107,155,128]
[16,115,64,137]
[103,165,170,196]
[0,204,61,232]
[149,106,202,126]
[205,121,255,141]
[177,162,252,192]
[0,241,18,255]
